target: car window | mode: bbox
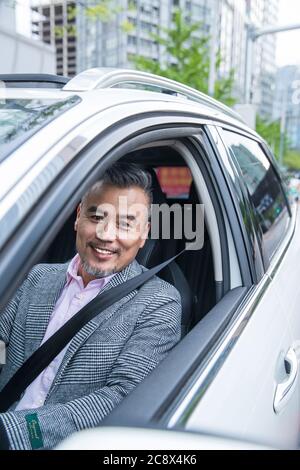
[221,130,290,264]
[0,95,80,162]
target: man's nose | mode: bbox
[95,220,117,241]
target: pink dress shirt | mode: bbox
[15,254,114,411]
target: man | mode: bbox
[0,163,182,450]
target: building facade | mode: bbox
[76,0,171,71]
[0,0,55,74]
[27,0,278,118]
[75,0,278,117]
[31,0,76,77]
[273,65,300,151]
[245,0,279,118]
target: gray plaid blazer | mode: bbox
[0,259,181,450]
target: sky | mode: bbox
[276,0,300,67]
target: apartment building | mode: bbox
[31,0,76,76]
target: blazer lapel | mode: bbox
[50,259,144,390]
[24,264,68,359]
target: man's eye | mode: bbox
[91,215,104,222]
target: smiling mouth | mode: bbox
[90,245,118,256]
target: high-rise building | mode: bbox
[41,0,277,119]
[76,0,173,71]
[76,1,218,75]
[273,65,300,151]
[76,0,278,117]
[31,0,76,77]
[245,0,279,118]
[0,0,55,74]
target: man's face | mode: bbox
[75,183,150,285]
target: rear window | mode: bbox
[0,95,80,161]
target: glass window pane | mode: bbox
[0,96,80,162]
[222,130,290,262]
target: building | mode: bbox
[76,0,170,71]
[75,0,278,117]
[76,1,215,75]
[0,0,55,74]
[245,0,279,118]
[273,65,300,151]
[31,0,76,77]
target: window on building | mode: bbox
[128,35,137,46]
[42,7,50,17]
[55,5,62,15]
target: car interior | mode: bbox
[40,144,216,338]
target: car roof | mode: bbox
[0,69,261,199]
[0,85,255,132]
[1,67,247,126]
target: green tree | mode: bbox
[256,115,300,170]
[284,150,300,170]
[256,115,283,157]
[132,10,236,106]
[55,1,135,39]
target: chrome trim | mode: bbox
[63,68,244,123]
[167,206,297,428]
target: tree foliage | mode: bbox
[132,10,236,106]
[284,150,300,170]
[256,116,283,157]
[84,0,122,22]
[54,1,135,38]
[256,115,300,170]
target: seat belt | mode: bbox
[0,250,185,413]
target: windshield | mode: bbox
[0,95,80,162]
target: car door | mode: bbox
[182,126,299,449]
[1,100,298,450]
[81,122,298,450]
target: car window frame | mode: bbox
[0,113,254,435]
[217,127,291,270]
[0,113,226,310]
[206,125,265,283]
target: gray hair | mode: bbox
[82,162,153,210]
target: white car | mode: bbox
[0,69,299,450]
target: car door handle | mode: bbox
[273,348,298,414]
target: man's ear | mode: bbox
[74,203,81,231]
